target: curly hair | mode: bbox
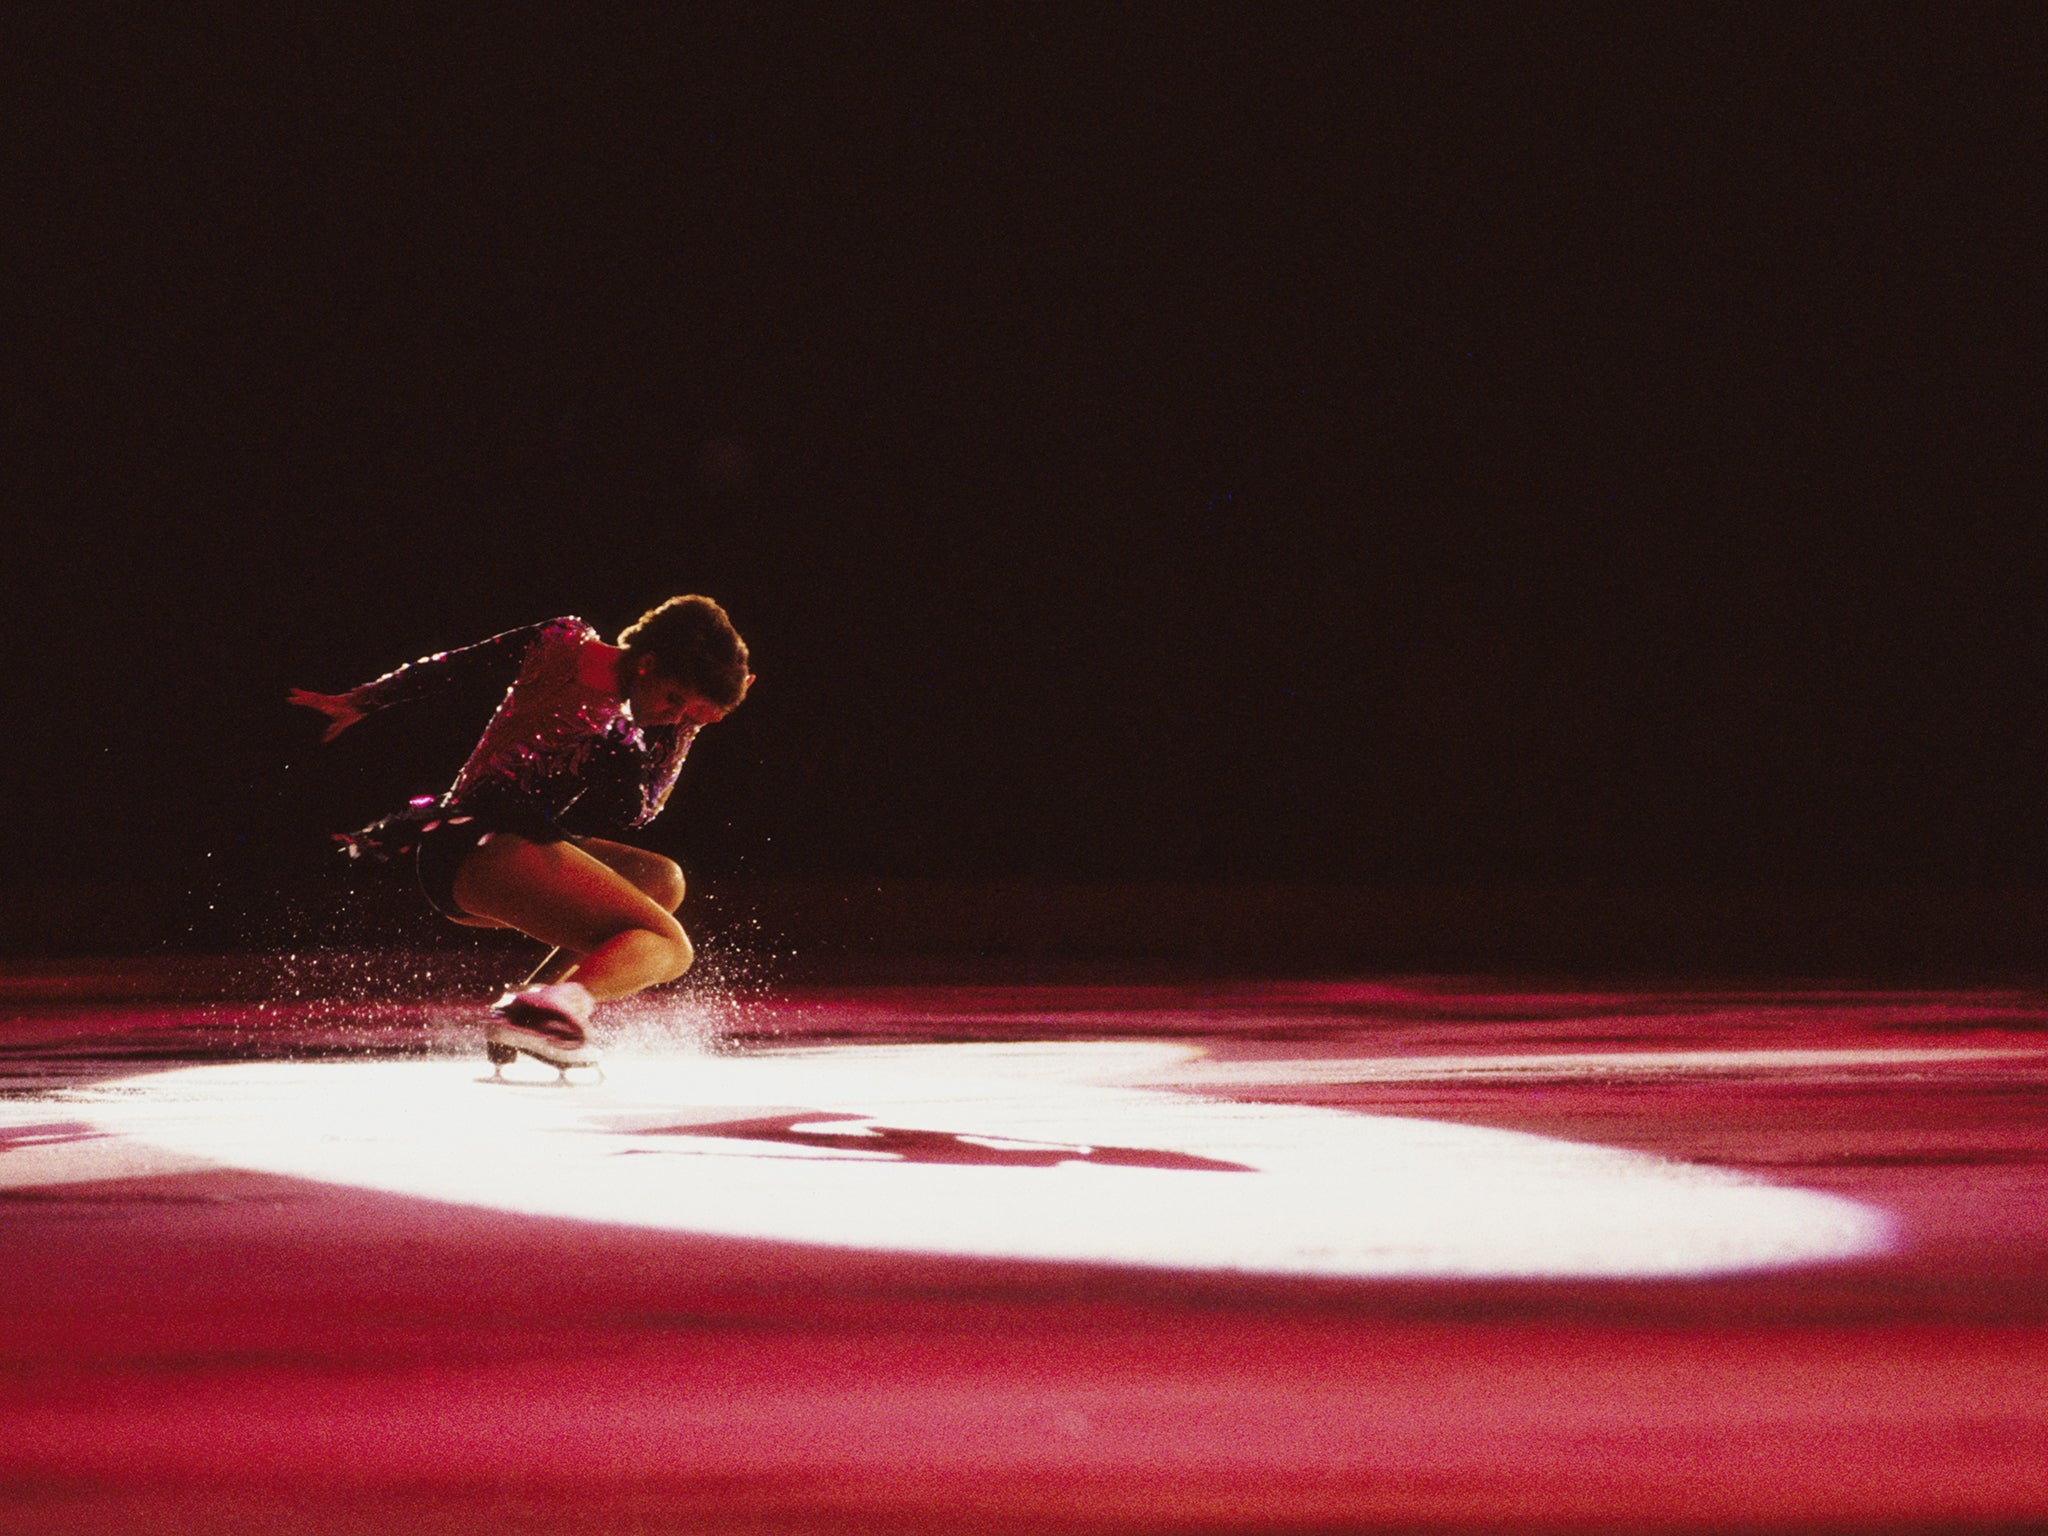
[618,596,751,708]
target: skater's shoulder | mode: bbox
[460,615,595,653]
[532,615,600,646]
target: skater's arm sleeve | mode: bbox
[634,724,697,825]
[552,724,693,835]
[348,619,569,713]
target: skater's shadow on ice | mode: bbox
[601,1111,1254,1173]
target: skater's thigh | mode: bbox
[452,834,683,954]
[575,837,686,910]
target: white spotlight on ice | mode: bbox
[57,1041,1889,1280]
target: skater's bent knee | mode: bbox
[647,857,686,912]
[626,915,692,984]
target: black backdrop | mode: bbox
[11,7,2047,912]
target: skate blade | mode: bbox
[484,1047,606,1086]
[484,1026,603,1084]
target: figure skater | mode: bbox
[289,596,752,1071]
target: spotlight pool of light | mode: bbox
[64,1041,1889,1279]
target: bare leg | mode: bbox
[451,834,692,1002]
[509,838,685,984]
[575,838,686,912]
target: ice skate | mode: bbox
[486,981,603,1081]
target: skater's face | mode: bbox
[627,659,745,728]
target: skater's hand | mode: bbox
[287,687,367,742]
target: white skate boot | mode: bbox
[485,982,601,1079]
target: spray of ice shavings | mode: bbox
[176,847,793,1059]
[196,944,515,1060]
[600,933,783,1058]
[173,872,524,1056]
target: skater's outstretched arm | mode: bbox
[287,618,570,741]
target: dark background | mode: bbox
[9,7,2047,941]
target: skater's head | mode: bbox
[618,595,752,726]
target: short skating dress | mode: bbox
[338,617,698,915]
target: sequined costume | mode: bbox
[339,617,696,870]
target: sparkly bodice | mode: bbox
[340,617,696,858]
